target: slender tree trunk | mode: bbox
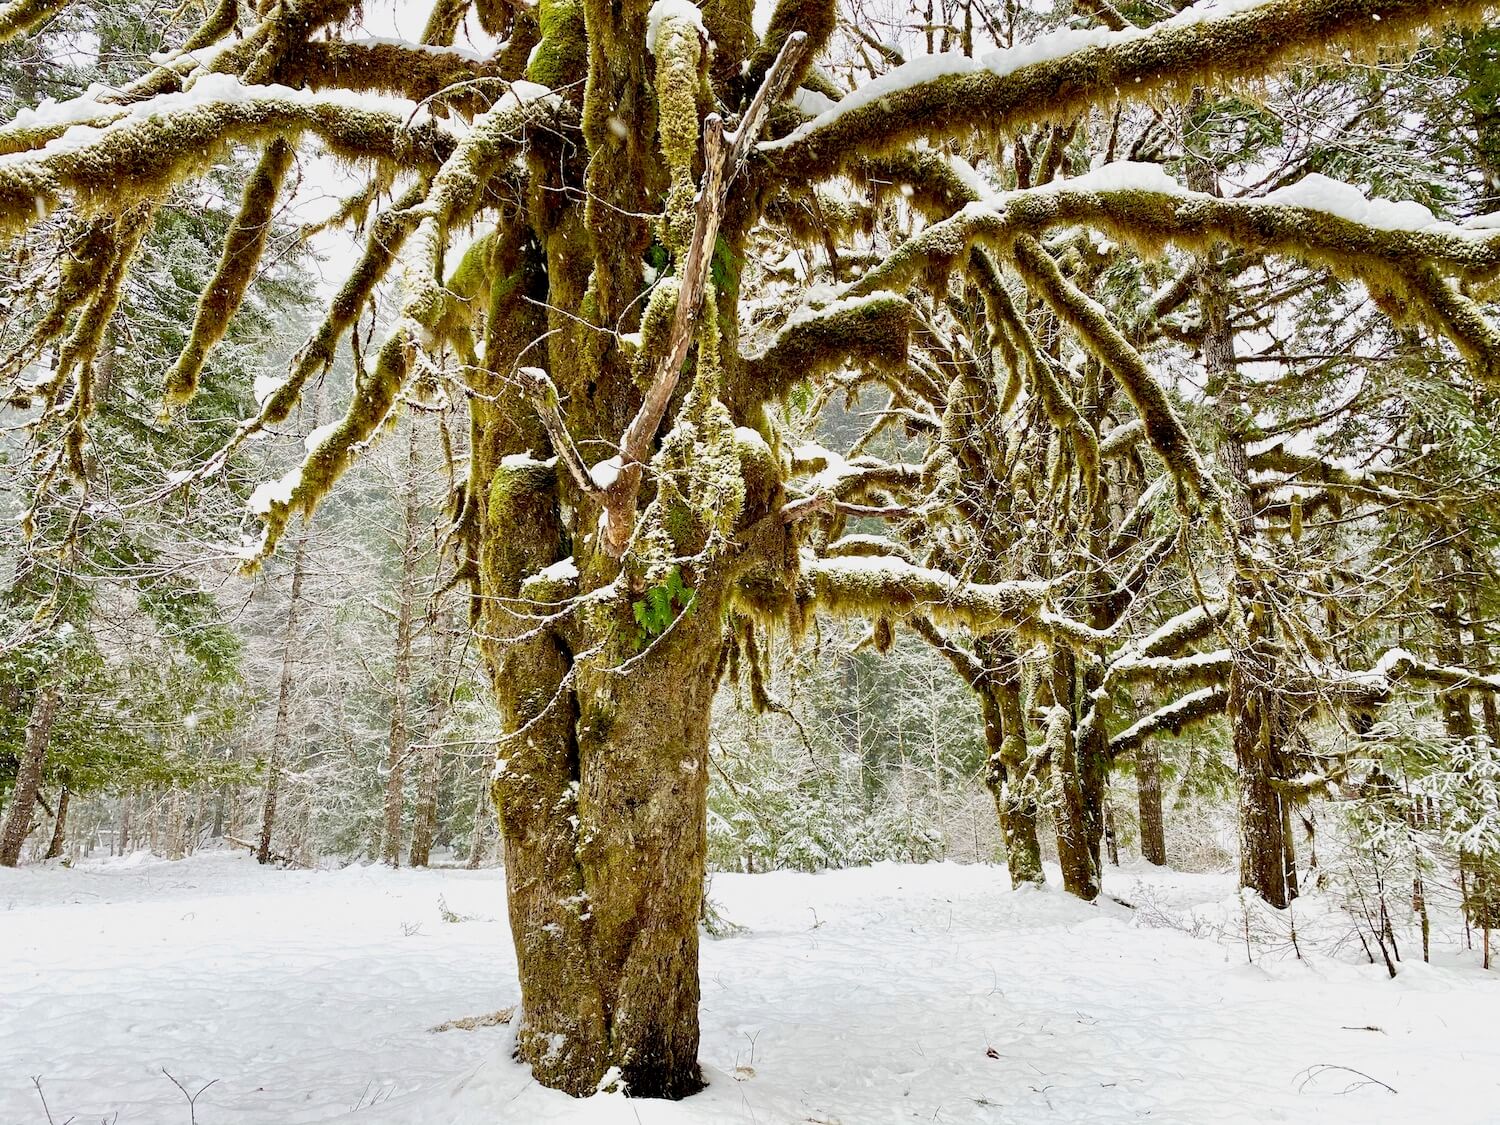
[467,775,489,869]
[0,682,61,867]
[1044,647,1100,900]
[409,599,456,868]
[116,797,131,857]
[1104,800,1120,867]
[166,788,186,860]
[44,786,69,860]
[1136,737,1167,864]
[259,529,308,865]
[382,418,422,867]
[976,637,1044,886]
[1189,125,1291,908]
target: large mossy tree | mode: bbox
[3,0,1500,1100]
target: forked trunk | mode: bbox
[1045,648,1100,900]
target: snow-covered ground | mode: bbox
[2,853,1496,1124]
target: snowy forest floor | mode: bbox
[2,854,1497,1124]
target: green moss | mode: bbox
[758,0,1493,184]
[527,0,588,88]
[653,12,705,254]
[165,138,294,408]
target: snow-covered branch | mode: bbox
[756,0,1487,183]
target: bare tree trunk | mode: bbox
[1136,738,1167,865]
[0,682,61,867]
[259,529,309,865]
[44,786,69,860]
[166,789,186,860]
[382,418,422,866]
[116,797,131,857]
[409,599,457,868]
[467,775,489,869]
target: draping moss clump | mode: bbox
[165,139,294,408]
[653,10,707,254]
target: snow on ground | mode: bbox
[2,853,1497,1124]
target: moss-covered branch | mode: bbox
[0,80,462,234]
[165,138,294,407]
[755,0,1492,183]
[274,39,508,108]
[794,550,1052,636]
[1108,685,1229,760]
[0,0,68,41]
[845,180,1500,303]
[740,292,912,399]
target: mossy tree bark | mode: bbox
[975,637,1045,887]
[1189,134,1292,907]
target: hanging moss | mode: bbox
[739,293,911,402]
[1010,235,1219,506]
[165,138,294,408]
[653,12,705,255]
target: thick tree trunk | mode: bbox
[381,419,422,867]
[44,786,69,860]
[259,528,308,865]
[1136,738,1168,865]
[0,682,61,867]
[488,619,719,1098]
